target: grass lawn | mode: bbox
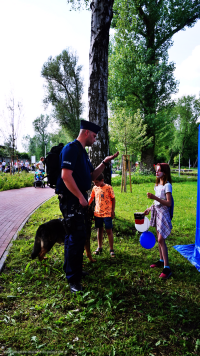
[0,182,200,355]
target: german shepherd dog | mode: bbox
[31,205,96,262]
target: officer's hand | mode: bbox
[104,151,119,164]
[79,195,88,207]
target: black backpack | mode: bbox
[170,195,174,220]
[44,143,64,189]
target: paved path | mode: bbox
[0,187,55,271]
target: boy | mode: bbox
[88,173,115,257]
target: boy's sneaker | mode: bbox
[150,260,164,268]
[159,267,172,279]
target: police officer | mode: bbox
[56,120,119,293]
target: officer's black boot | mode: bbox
[69,282,84,293]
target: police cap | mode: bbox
[80,120,101,134]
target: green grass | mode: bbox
[0,182,200,355]
[0,172,34,191]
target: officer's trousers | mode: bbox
[59,196,87,283]
[63,229,86,283]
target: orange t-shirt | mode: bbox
[89,184,115,217]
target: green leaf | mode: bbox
[155,340,161,346]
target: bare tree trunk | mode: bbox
[193,157,198,168]
[88,0,114,184]
[141,144,155,172]
[168,151,174,165]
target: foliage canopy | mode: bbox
[109,108,152,155]
[41,49,84,139]
[109,0,200,166]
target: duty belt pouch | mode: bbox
[61,200,86,233]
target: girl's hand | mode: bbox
[147,192,155,200]
[144,208,150,215]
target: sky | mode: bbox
[0,0,200,152]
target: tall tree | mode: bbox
[49,128,72,147]
[32,114,51,158]
[0,94,23,159]
[41,49,84,139]
[23,135,39,160]
[109,0,200,169]
[109,108,152,156]
[67,0,114,183]
[87,0,114,184]
[153,95,200,166]
[172,95,199,166]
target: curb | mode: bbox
[0,195,55,274]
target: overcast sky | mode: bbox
[0,0,200,151]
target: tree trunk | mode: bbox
[193,157,198,168]
[141,144,155,172]
[168,151,174,165]
[88,0,114,184]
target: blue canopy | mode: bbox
[173,126,200,272]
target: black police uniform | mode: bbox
[56,139,94,284]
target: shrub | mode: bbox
[112,172,197,186]
[0,172,34,191]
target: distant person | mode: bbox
[89,173,116,257]
[2,160,6,172]
[144,163,173,279]
[21,161,26,172]
[0,162,2,172]
[17,160,21,171]
[36,157,45,172]
[5,162,10,173]
[14,161,17,172]
[25,160,30,172]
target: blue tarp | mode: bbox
[173,126,200,272]
[173,244,200,271]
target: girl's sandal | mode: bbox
[110,249,115,258]
[93,247,102,255]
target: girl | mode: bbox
[144,163,172,279]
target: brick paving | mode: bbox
[0,187,55,268]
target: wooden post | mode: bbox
[128,155,132,193]
[121,155,124,192]
[124,155,127,192]
[17,155,19,174]
[121,154,132,193]
[10,156,12,175]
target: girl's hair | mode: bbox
[96,173,104,181]
[156,163,172,185]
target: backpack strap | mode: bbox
[170,195,174,220]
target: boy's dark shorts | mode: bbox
[94,216,113,229]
